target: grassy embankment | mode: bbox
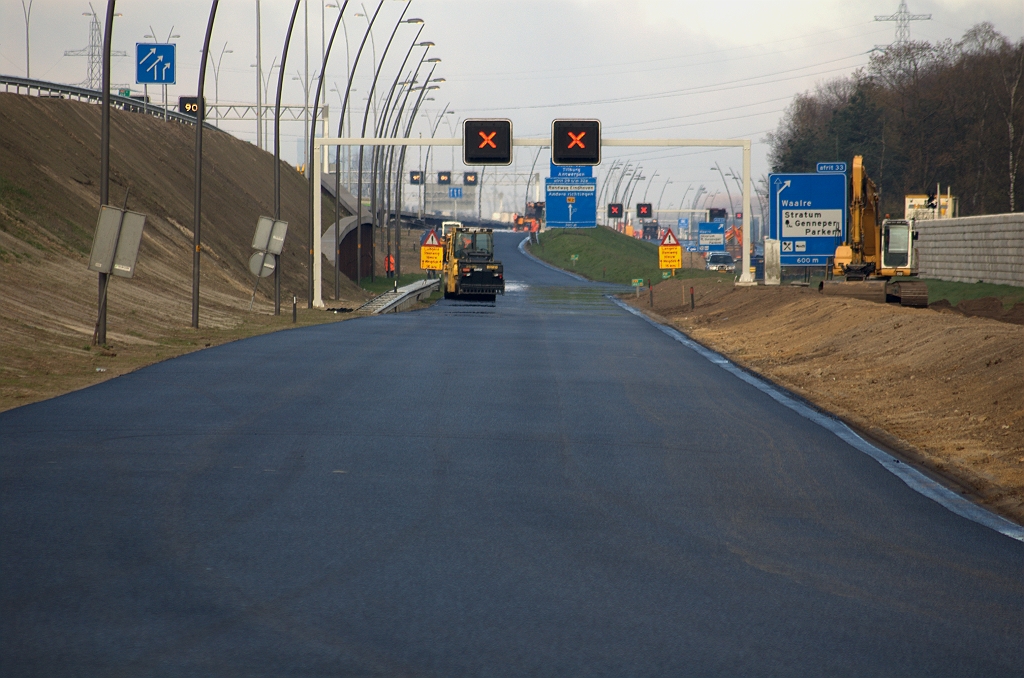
[528,226,727,285]
[921,279,1024,307]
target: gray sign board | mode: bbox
[110,210,146,278]
[88,206,146,276]
[88,206,124,274]
[252,216,288,255]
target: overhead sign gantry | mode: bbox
[311,121,755,307]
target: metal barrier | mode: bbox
[0,75,215,129]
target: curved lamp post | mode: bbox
[367,27,426,277]
[712,161,735,227]
[192,0,221,329]
[334,0,386,293]
[306,0,350,304]
[354,2,416,285]
[391,71,442,279]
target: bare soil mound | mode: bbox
[628,278,1024,525]
[929,297,1024,325]
[0,93,367,411]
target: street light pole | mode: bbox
[255,0,262,149]
[273,0,303,314]
[712,161,735,227]
[335,0,386,291]
[21,1,33,78]
[642,169,659,203]
[96,0,117,345]
[355,0,414,286]
[656,177,673,217]
[193,0,221,329]
[307,0,350,303]
[210,42,233,128]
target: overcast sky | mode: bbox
[3,0,1022,217]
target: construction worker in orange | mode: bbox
[385,253,395,278]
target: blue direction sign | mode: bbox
[817,161,847,173]
[545,178,596,228]
[549,162,592,178]
[769,172,847,266]
[136,43,176,84]
[697,222,726,253]
[449,187,463,199]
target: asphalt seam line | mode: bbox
[607,296,1024,542]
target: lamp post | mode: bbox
[597,159,622,222]
[334,0,386,291]
[210,43,233,128]
[144,26,179,120]
[712,161,735,227]
[306,0,350,303]
[252,59,279,149]
[366,26,426,277]
[96,0,118,345]
[611,162,633,206]
[624,167,645,217]
[655,177,673,218]
[354,2,417,287]
[192,0,221,329]
[420,102,451,217]
[641,169,659,203]
[392,75,442,280]
[21,1,34,78]
[273,0,303,314]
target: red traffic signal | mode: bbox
[607,203,623,219]
[636,203,653,218]
[551,119,601,165]
[463,119,513,165]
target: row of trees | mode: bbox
[767,23,1024,216]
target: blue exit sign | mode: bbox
[817,162,847,173]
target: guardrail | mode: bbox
[0,74,216,129]
[356,278,440,314]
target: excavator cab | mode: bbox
[880,219,911,271]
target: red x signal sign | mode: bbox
[478,131,497,149]
[551,119,601,165]
[463,119,513,165]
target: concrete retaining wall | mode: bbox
[914,213,1024,287]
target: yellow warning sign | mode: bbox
[659,244,682,270]
[421,246,443,271]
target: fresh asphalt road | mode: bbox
[2,232,1022,676]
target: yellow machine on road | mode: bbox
[441,224,504,301]
[820,156,928,307]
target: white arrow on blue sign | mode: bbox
[136,43,176,85]
[449,187,463,199]
[769,172,847,266]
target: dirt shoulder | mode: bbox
[626,277,1024,525]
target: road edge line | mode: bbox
[608,295,1024,543]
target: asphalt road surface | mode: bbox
[2,232,1022,676]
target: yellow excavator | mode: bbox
[820,156,928,307]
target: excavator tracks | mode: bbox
[886,280,929,308]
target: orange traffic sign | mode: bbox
[659,229,682,269]
[420,229,443,270]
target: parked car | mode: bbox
[705,252,735,273]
